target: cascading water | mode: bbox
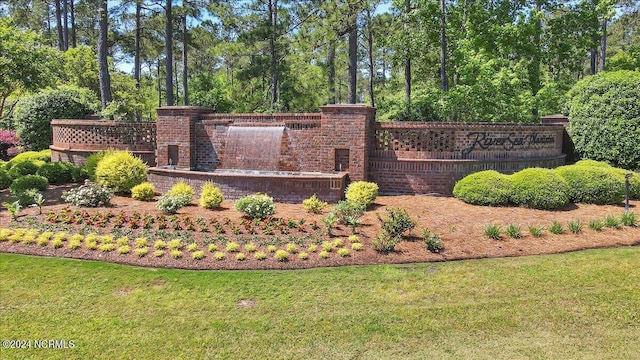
[221,126,285,171]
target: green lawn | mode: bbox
[1,248,639,360]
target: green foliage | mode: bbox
[604,215,621,229]
[9,174,48,195]
[131,182,156,201]
[422,228,444,253]
[611,168,640,200]
[549,221,564,235]
[135,248,149,257]
[568,220,583,234]
[337,248,350,257]
[0,169,11,189]
[302,194,328,214]
[6,150,51,167]
[234,193,276,219]
[453,170,512,206]
[254,251,267,260]
[95,151,147,193]
[36,161,76,184]
[528,225,544,238]
[225,242,240,252]
[188,73,233,112]
[371,231,400,253]
[621,211,637,227]
[61,181,113,207]
[84,151,110,181]
[13,86,98,151]
[3,200,21,221]
[484,224,502,240]
[274,249,289,262]
[510,168,570,210]
[345,181,379,207]
[588,219,604,231]
[332,201,365,226]
[192,251,205,260]
[506,224,522,239]
[319,250,330,259]
[377,207,417,238]
[6,160,44,179]
[567,71,640,170]
[199,182,224,209]
[351,243,363,251]
[555,165,625,204]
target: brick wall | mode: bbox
[156,106,212,169]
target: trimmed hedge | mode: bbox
[345,181,379,207]
[574,159,639,199]
[0,169,11,189]
[9,175,49,195]
[453,170,512,206]
[567,70,640,170]
[36,161,76,184]
[5,150,51,169]
[554,165,624,204]
[6,160,44,179]
[510,168,570,209]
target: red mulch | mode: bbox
[1,185,639,270]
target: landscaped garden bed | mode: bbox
[1,184,638,270]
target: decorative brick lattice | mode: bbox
[373,128,454,152]
[52,120,156,151]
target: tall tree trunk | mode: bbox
[327,41,336,104]
[590,16,598,75]
[165,0,174,106]
[98,0,112,109]
[62,0,69,50]
[182,13,188,106]
[157,59,162,107]
[54,0,64,51]
[439,0,448,91]
[348,21,358,104]
[404,0,411,108]
[531,2,542,118]
[134,0,142,88]
[269,0,279,110]
[599,18,607,71]
[70,0,76,48]
[366,9,375,108]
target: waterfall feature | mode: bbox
[221,126,285,171]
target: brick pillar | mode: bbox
[319,104,375,181]
[156,106,211,169]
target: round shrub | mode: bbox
[234,193,275,219]
[453,170,512,206]
[13,86,98,151]
[611,168,640,200]
[95,150,147,193]
[84,150,111,181]
[574,159,611,168]
[9,175,49,195]
[156,194,191,214]
[61,181,114,207]
[0,169,11,189]
[555,165,624,204]
[167,181,195,202]
[131,182,156,201]
[5,150,51,169]
[510,168,570,209]
[567,70,640,170]
[199,182,224,209]
[345,181,379,207]
[36,161,75,184]
[6,160,44,179]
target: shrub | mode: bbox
[186,243,198,252]
[372,231,400,253]
[574,160,611,168]
[170,250,183,259]
[131,182,156,201]
[7,160,43,179]
[244,243,257,253]
[235,253,246,261]
[84,150,110,181]
[302,194,328,214]
[337,248,350,257]
[377,208,417,238]
[234,193,276,219]
[528,225,544,238]
[422,229,443,253]
[135,248,149,257]
[156,194,191,214]
[192,251,205,260]
[167,181,195,200]
[36,162,75,184]
[345,181,379,207]
[621,211,637,227]
[610,168,640,200]
[299,252,309,260]
[154,240,167,250]
[549,221,564,235]
[332,201,366,225]
[351,243,363,251]
[199,182,224,209]
[555,165,624,204]
[604,215,621,229]
[99,243,115,252]
[0,169,11,189]
[61,181,113,207]
[285,243,297,254]
[453,170,512,206]
[225,242,239,252]
[568,220,583,234]
[168,239,182,250]
[10,175,48,195]
[510,168,570,209]
[567,70,640,170]
[117,245,131,254]
[214,251,225,260]
[319,250,330,259]
[589,219,604,231]
[207,244,218,252]
[308,244,318,252]
[254,251,267,260]
[6,150,51,168]
[13,86,98,151]
[95,151,147,193]
[154,250,165,257]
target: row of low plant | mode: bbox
[483,211,637,240]
[0,228,371,261]
[453,160,640,210]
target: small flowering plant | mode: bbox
[61,180,114,207]
[234,193,276,219]
[0,130,20,160]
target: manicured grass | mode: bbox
[1,248,639,359]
